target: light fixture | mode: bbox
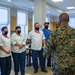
[7,0,11,2]
[66,7,75,9]
[47,11,50,13]
[31,7,34,9]
[52,0,63,2]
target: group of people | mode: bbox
[0,20,51,75]
[0,12,75,75]
[0,26,26,75]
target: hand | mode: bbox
[42,45,46,49]
[19,44,24,49]
[5,50,11,54]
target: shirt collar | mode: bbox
[2,34,9,38]
[34,30,40,34]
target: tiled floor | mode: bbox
[10,65,53,75]
[0,58,53,75]
[9,56,53,75]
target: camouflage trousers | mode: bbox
[53,68,75,75]
[51,52,75,75]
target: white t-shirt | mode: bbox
[0,35,11,58]
[27,30,45,50]
[11,33,26,53]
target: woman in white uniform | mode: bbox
[0,26,11,75]
[11,26,26,75]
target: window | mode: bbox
[17,11,27,25]
[46,16,50,29]
[69,18,75,28]
[17,10,28,35]
[0,7,10,36]
[46,16,50,22]
[46,17,49,22]
[0,8,9,25]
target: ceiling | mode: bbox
[0,0,75,17]
[47,0,75,17]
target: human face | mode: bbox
[2,28,8,35]
[16,28,21,34]
[44,24,49,29]
[34,23,40,31]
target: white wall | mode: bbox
[50,16,59,22]
[28,12,33,19]
[11,8,17,17]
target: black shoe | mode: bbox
[47,65,51,67]
[34,70,38,73]
[21,73,25,75]
[41,70,48,73]
[15,74,18,75]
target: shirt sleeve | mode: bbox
[42,31,45,40]
[27,31,32,39]
[0,36,3,46]
[11,33,16,45]
[43,32,55,58]
[21,34,26,45]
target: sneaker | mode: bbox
[34,70,38,73]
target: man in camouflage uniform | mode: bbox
[43,13,75,75]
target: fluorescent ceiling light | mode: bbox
[31,7,34,9]
[47,11,50,13]
[52,0,63,2]
[67,7,75,9]
[7,0,11,2]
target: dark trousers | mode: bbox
[12,51,26,74]
[32,50,46,71]
[47,54,51,66]
[0,56,11,75]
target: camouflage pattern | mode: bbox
[43,25,75,75]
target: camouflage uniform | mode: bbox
[43,25,75,75]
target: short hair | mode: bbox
[15,26,21,30]
[1,26,7,31]
[59,13,69,22]
[34,22,39,26]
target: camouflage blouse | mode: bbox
[44,25,75,75]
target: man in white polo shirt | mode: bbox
[27,22,47,73]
